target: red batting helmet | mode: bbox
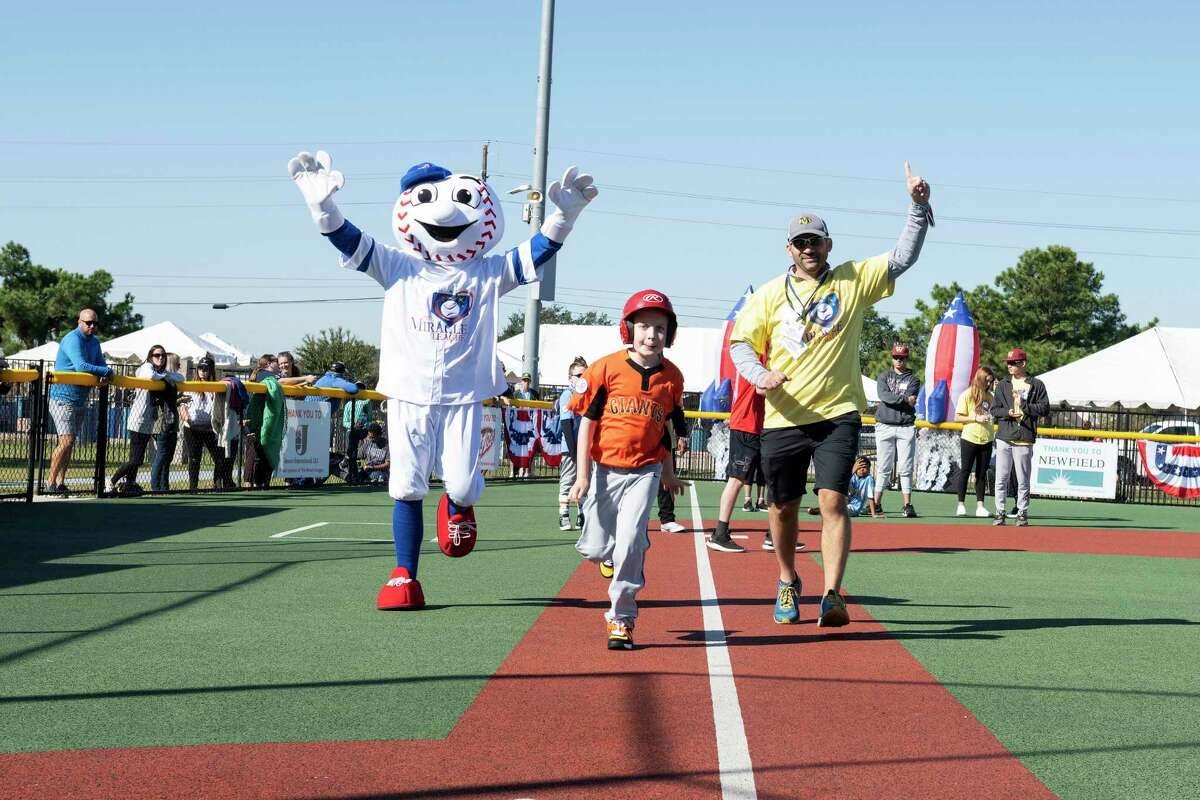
[620,289,677,347]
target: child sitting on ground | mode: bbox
[808,456,879,518]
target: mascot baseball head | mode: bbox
[393,162,506,263]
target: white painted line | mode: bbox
[284,536,391,543]
[270,522,328,539]
[689,482,757,800]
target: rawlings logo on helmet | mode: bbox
[620,288,678,347]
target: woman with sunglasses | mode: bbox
[106,345,177,497]
[181,355,232,490]
[149,353,186,493]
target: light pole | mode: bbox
[521,0,556,390]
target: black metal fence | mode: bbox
[2,367,1197,507]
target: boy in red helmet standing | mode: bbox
[568,290,688,650]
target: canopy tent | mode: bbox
[101,321,249,367]
[499,324,882,401]
[197,332,253,366]
[1038,327,1200,409]
[4,341,59,362]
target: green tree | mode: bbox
[498,304,612,341]
[860,307,899,377]
[892,246,1152,377]
[0,241,142,350]
[294,326,381,387]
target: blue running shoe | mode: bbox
[818,590,850,628]
[773,577,801,624]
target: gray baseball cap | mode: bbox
[787,213,830,241]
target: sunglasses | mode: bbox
[893,355,908,360]
[1007,360,1026,366]
[151,352,166,358]
[79,319,98,327]
[790,236,826,249]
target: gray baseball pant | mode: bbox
[994,439,1033,514]
[575,462,662,625]
[875,423,916,494]
[558,454,577,505]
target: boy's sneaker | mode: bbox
[660,521,687,533]
[742,499,753,512]
[559,512,572,531]
[706,531,745,553]
[773,577,801,624]
[756,500,769,512]
[104,478,116,497]
[599,559,615,579]
[1016,512,1029,527]
[818,590,850,628]
[606,619,634,650]
[903,504,919,518]
[992,511,1006,526]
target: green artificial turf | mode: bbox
[0,483,581,752]
[846,551,1200,800]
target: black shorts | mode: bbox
[727,429,763,483]
[760,412,862,505]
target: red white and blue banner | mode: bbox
[505,408,564,469]
[917,291,980,424]
[701,285,754,413]
[1137,441,1200,499]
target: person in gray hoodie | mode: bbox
[873,343,922,517]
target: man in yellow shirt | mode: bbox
[730,162,932,627]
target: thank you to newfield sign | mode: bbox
[1032,439,1117,499]
[279,399,332,479]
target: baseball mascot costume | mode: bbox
[289,150,597,609]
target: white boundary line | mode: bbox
[689,483,758,800]
[271,522,328,539]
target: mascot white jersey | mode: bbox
[289,151,597,610]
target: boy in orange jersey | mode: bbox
[568,290,688,651]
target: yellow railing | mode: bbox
[7,368,1197,444]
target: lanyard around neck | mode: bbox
[784,266,830,322]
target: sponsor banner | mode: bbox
[279,399,331,479]
[480,406,502,471]
[1031,439,1117,499]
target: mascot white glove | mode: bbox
[287,150,346,234]
[541,165,598,243]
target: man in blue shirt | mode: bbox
[47,309,113,495]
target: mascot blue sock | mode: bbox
[392,499,423,575]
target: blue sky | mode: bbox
[3,1,1197,358]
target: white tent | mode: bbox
[101,321,249,367]
[4,341,59,362]
[499,324,883,401]
[1039,327,1200,409]
[198,332,252,366]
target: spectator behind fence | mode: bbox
[243,356,286,488]
[991,348,1050,528]
[46,308,113,496]
[357,422,390,483]
[181,355,233,491]
[513,373,535,401]
[873,343,921,517]
[106,345,176,497]
[308,361,362,413]
[277,350,316,387]
[150,353,185,493]
[954,366,997,518]
[0,354,11,395]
